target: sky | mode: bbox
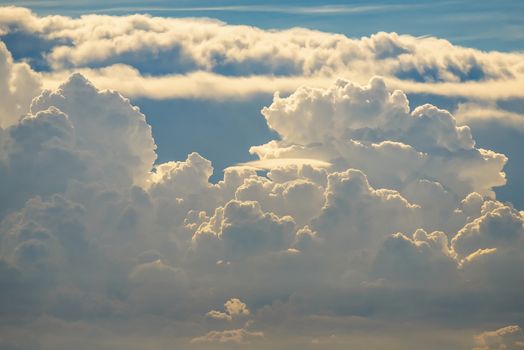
[1,1,524,350]
[2,0,524,51]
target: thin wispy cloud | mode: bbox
[83,4,408,15]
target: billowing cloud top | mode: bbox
[253,77,506,198]
[1,6,524,350]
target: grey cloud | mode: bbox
[193,200,296,261]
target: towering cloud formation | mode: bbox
[0,8,524,349]
[0,71,521,349]
[0,73,156,218]
[253,77,507,198]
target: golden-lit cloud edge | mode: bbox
[227,158,332,171]
[40,66,524,101]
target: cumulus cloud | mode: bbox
[452,202,524,260]
[0,73,156,219]
[192,199,296,261]
[1,9,524,348]
[252,77,507,199]
[1,70,522,349]
[373,229,457,287]
[206,298,250,321]
[30,73,157,186]
[312,168,420,253]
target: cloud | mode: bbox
[206,298,250,321]
[451,101,524,208]
[1,12,524,346]
[192,199,296,261]
[450,201,524,290]
[1,70,522,349]
[235,175,325,226]
[473,325,523,350]
[373,229,457,287]
[252,77,507,198]
[0,41,41,128]
[195,299,262,346]
[30,73,157,187]
[0,72,156,219]
[191,327,264,345]
[82,4,404,16]
[312,168,420,254]
[454,101,524,130]
[452,202,524,260]
[33,65,524,102]
[231,158,331,171]
[2,6,524,102]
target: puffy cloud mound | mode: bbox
[312,168,420,253]
[373,229,457,287]
[252,77,507,198]
[30,73,157,186]
[0,72,156,218]
[193,200,296,260]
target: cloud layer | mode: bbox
[2,6,524,101]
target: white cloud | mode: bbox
[0,41,41,128]
[2,6,524,102]
[30,73,157,187]
[252,77,507,198]
[0,72,157,220]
